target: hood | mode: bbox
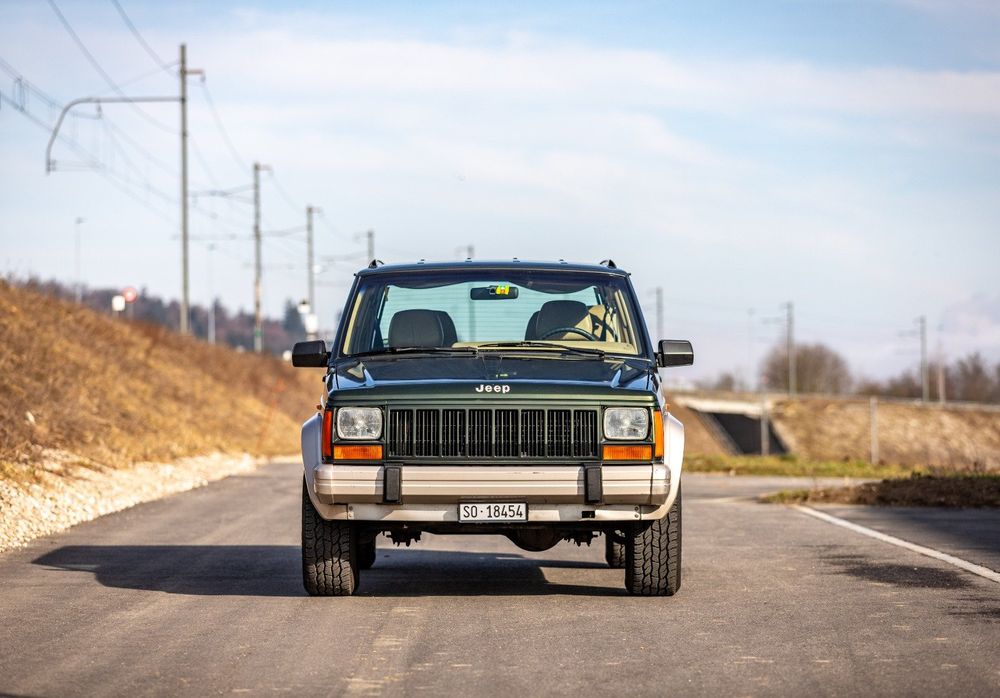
[329,354,654,402]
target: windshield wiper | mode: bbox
[353,346,480,358]
[477,341,606,358]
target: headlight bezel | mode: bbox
[335,407,383,440]
[603,407,651,441]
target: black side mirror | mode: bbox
[292,340,330,368]
[656,339,694,368]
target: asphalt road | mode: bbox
[1,461,998,697]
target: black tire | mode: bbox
[624,485,681,596]
[302,480,359,596]
[358,537,377,570]
[605,535,625,568]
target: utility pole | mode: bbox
[937,360,946,404]
[760,397,770,457]
[306,205,319,316]
[179,43,189,335]
[785,301,796,396]
[655,287,664,340]
[178,44,203,334]
[918,315,928,402]
[74,217,85,303]
[252,162,271,352]
[45,44,200,330]
[207,244,216,345]
[869,396,879,464]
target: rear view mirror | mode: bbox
[470,284,519,300]
[656,339,694,368]
[292,340,329,368]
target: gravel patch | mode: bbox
[0,450,294,552]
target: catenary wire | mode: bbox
[46,0,176,133]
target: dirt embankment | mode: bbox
[771,398,1000,470]
[0,280,323,479]
[668,390,1000,470]
[664,401,732,456]
[763,475,1000,508]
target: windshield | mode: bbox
[340,269,647,357]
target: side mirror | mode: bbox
[291,340,330,368]
[656,339,694,368]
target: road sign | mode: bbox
[122,287,138,303]
[111,295,126,313]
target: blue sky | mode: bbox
[1,0,998,385]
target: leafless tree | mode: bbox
[762,342,852,394]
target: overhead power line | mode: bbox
[46,0,175,133]
[108,0,173,72]
[198,81,247,171]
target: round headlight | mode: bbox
[604,407,649,440]
[336,407,383,440]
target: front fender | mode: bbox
[663,410,684,509]
[301,412,323,502]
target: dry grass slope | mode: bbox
[772,398,1000,470]
[0,281,323,479]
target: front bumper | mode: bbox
[309,463,670,522]
[314,463,668,505]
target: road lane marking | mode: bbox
[793,505,1000,584]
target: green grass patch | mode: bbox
[685,454,913,479]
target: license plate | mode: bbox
[459,502,527,523]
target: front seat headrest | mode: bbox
[388,309,450,348]
[431,311,458,346]
[535,300,590,339]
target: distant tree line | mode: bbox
[14,277,309,355]
[698,342,1000,405]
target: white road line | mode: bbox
[793,505,1000,585]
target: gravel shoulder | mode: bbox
[0,450,293,552]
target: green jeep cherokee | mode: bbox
[292,260,693,596]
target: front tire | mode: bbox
[624,485,681,596]
[302,480,359,596]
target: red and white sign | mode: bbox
[122,287,138,304]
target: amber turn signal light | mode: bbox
[333,444,384,460]
[602,444,652,461]
[654,414,664,459]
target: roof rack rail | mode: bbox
[599,259,617,269]
[367,259,384,269]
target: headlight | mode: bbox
[336,407,383,440]
[604,407,649,440]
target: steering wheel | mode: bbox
[539,326,599,341]
[590,314,619,341]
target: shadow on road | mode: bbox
[31,545,623,598]
[820,551,974,589]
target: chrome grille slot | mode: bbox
[414,409,440,457]
[469,409,492,457]
[442,409,467,457]
[388,409,413,457]
[520,409,545,458]
[548,410,572,458]
[573,410,597,458]
[494,409,519,458]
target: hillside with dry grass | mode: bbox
[0,280,323,481]
[669,390,1000,470]
[771,397,1000,470]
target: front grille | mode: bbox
[387,408,598,460]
